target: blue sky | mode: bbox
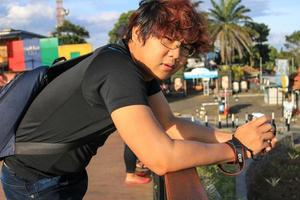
[0,0,299,50]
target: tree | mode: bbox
[108,11,134,43]
[285,31,300,51]
[245,22,270,66]
[245,22,269,44]
[208,0,253,64]
[263,46,278,72]
[284,31,300,67]
[52,20,90,45]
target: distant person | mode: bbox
[1,1,276,199]
[124,144,151,185]
[161,82,170,95]
[283,93,295,124]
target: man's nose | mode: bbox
[168,47,180,59]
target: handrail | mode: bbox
[153,167,208,200]
[164,168,208,200]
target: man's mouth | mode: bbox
[162,63,175,70]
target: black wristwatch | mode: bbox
[217,135,247,176]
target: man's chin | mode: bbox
[157,74,172,81]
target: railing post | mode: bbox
[153,174,167,200]
[164,168,208,200]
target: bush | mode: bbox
[246,137,300,200]
[197,165,236,200]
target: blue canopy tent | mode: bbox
[184,68,218,79]
[183,68,218,95]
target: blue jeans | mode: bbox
[1,163,88,200]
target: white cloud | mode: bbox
[76,11,121,48]
[243,0,271,18]
[268,32,287,50]
[78,11,120,24]
[0,2,54,29]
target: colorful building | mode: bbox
[58,43,92,60]
[0,29,93,72]
[0,28,46,72]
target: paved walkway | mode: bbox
[0,133,153,200]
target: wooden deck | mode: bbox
[0,133,153,200]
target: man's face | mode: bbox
[129,31,190,80]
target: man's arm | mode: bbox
[111,104,236,176]
[148,91,232,143]
[111,100,275,175]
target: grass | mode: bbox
[197,165,236,200]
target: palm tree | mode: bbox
[209,0,253,64]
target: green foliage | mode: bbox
[52,20,90,45]
[219,65,231,72]
[198,165,236,200]
[108,11,134,43]
[209,0,253,65]
[231,65,244,81]
[264,61,275,72]
[245,22,270,44]
[247,139,300,200]
[284,31,300,67]
[242,22,270,66]
[268,46,278,61]
[285,31,300,51]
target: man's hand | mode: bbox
[234,116,277,158]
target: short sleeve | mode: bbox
[82,49,150,114]
[146,79,161,96]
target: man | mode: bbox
[1,0,276,199]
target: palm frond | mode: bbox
[208,0,253,64]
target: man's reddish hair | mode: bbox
[124,0,211,53]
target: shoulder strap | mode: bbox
[15,128,113,155]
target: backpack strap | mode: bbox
[15,124,114,155]
[15,142,79,155]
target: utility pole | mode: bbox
[56,0,69,27]
[292,57,295,73]
[260,57,263,89]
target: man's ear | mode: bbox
[131,26,142,45]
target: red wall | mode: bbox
[7,40,25,72]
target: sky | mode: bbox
[0,0,299,50]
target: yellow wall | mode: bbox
[0,45,7,63]
[58,43,92,60]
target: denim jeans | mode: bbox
[1,163,88,200]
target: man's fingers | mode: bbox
[270,137,277,148]
[262,137,277,153]
[262,140,272,150]
[265,146,272,152]
[249,116,271,126]
[258,123,273,133]
[262,132,275,141]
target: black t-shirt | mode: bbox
[5,42,161,181]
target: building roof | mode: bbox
[0,28,46,42]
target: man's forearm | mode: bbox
[164,140,235,173]
[166,117,232,143]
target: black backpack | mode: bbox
[0,52,92,159]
